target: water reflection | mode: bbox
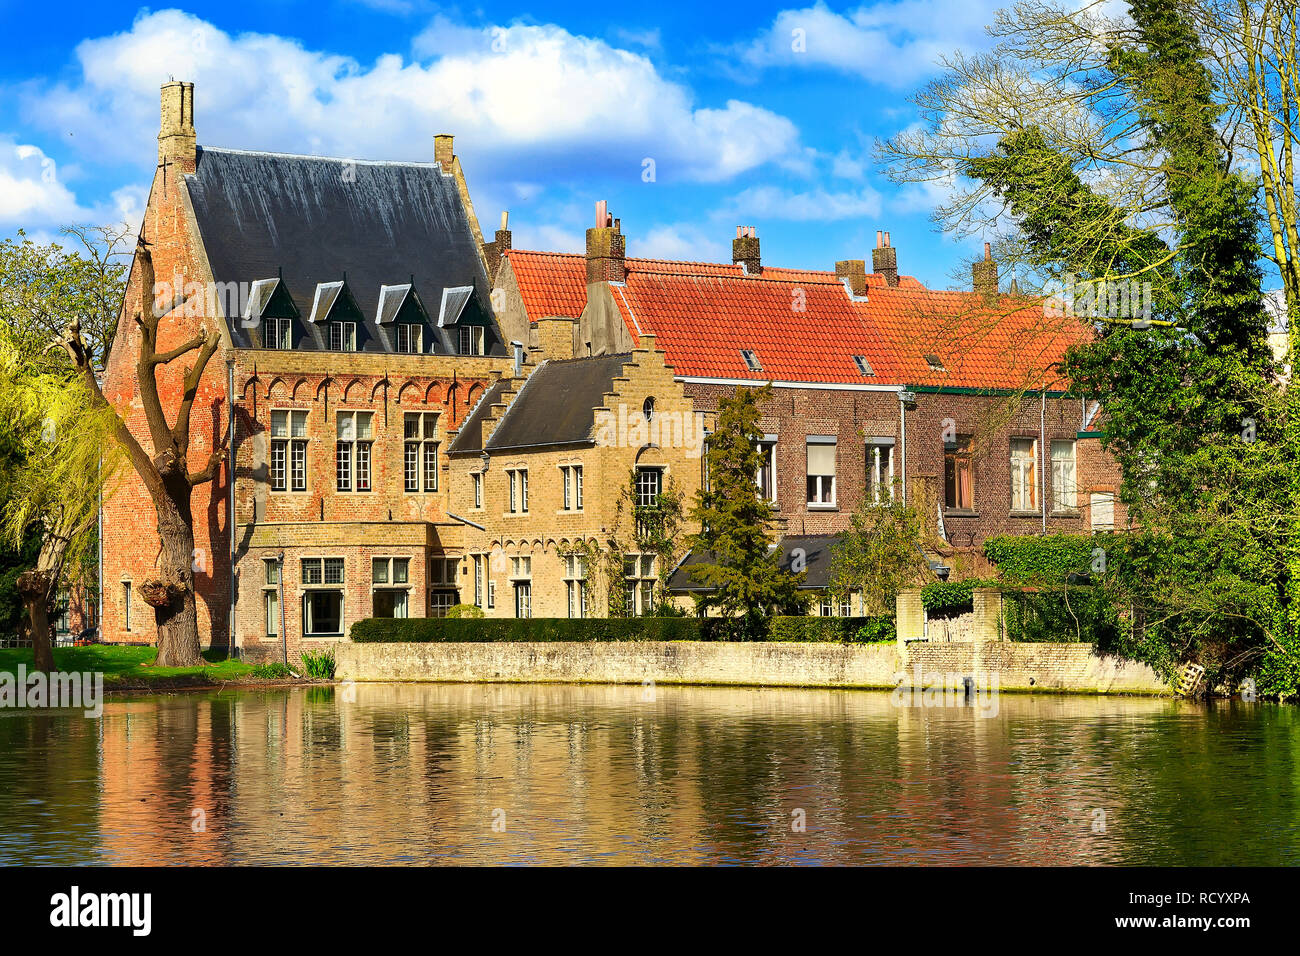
[0,684,1296,865]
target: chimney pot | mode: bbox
[500,210,509,230]
[871,234,899,288]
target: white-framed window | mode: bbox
[263,316,292,350]
[740,348,762,371]
[623,553,656,616]
[301,557,345,637]
[944,435,974,511]
[429,590,457,617]
[635,468,662,508]
[806,437,837,507]
[472,472,483,509]
[510,558,532,618]
[270,410,309,492]
[328,320,357,352]
[563,553,588,618]
[263,559,281,637]
[471,554,485,607]
[562,465,584,511]
[866,442,895,503]
[459,325,485,356]
[508,468,529,513]
[756,437,777,504]
[487,579,496,610]
[404,412,439,493]
[1051,440,1077,511]
[1010,438,1038,512]
[336,411,373,492]
[395,323,422,354]
[1090,492,1116,530]
[371,556,410,619]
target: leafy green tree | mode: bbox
[829,494,930,617]
[687,385,806,637]
[0,327,120,670]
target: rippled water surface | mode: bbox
[0,683,1296,865]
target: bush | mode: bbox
[1002,587,1120,644]
[299,647,336,679]
[351,615,897,644]
[920,578,998,616]
[983,533,1109,584]
[251,662,294,679]
[445,604,485,619]
[769,615,896,643]
[351,616,704,643]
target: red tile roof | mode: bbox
[503,249,1088,390]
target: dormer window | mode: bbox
[395,323,422,354]
[459,325,485,356]
[329,320,357,352]
[853,355,874,376]
[264,316,292,350]
[925,354,946,372]
[741,349,763,372]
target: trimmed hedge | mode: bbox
[983,533,1111,584]
[920,578,998,615]
[351,615,897,644]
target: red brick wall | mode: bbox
[100,166,233,647]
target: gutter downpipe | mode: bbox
[227,360,237,657]
[278,550,287,665]
[899,392,908,503]
[1040,390,1047,532]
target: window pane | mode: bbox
[290,411,308,438]
[356,442,370,491]
[265,590,278,635]
[394,558,409,584]
[336,441,351,491]
[372,558,389,584]
[324,558,345,584]
[265,560,279,585]
[301,559,322,585]
[337,413,355,442]
[271,410,288,438]
[270,441,286,490]
[423,443,438,491]
[291,442,307,491]
[807,441,836,476]
[404,443,419,492]
[356,412,372,440]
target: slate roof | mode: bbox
[482,353,632,452]
[446,378,510,455]
[667,534,841,592]
[185,146,504,354]
[504,249,1088,390]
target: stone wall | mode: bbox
[335,639,1168,695]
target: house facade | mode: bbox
[100,82,513,657]
[493,208,1129,553]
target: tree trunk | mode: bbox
[16,569,55,673]
[145,477,204,668]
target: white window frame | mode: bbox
[1051,440,1078,512]
[866,441,895,504]
[328,320,357,352]
[270,409,309,492]
[806,436,837,509]
[1010,437,1038,512]
[395,322,422,354]
[336,411,373,493]
[756,436,778,505]
[404,411,439,493]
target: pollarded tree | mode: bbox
[0,327,120,671]
[687,385,806,638]
[59,238,224,667]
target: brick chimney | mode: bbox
[158,81,196,172]
[872,230,899,287]
[536,316,576,360]
[733,225,762,275]
[586,200,626,284]
[836,259,868,297]
[973,242,998,300]
[434,134,455,169]
[484,209,512,281]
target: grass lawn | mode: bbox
[0,644,257,685]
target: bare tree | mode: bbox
[59,238,224,667]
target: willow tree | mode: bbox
[59,238,224,667]
[0,330,119,671]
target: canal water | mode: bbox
[0,683,1295,865]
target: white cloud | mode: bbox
[632,224,729,262]
[737,1,999,87]
[720,183,882,221]
[24,10,800,184]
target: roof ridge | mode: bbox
[197,145,446,168]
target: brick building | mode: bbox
[445,333,704,618]
[494,208,1128,556]
[100,82,512,657]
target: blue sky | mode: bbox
[0,0,1003,288]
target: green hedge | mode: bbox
[983,533,1113,584]
[920,578,998,615]
[351,615,897,644]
